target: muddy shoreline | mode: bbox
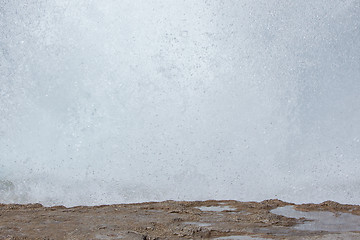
[1,199,360,239]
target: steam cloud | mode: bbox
[0,1,359,206]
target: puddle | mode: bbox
[229,210,251,215]
[196,205,237,212]
[214,235,267,240]
[271,205,360,232]
[184,222,211,227]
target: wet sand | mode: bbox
[1,199,360,239]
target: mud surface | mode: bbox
[1,199,360,239]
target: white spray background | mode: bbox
[0,0,359,206]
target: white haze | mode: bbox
[0,0,359,206]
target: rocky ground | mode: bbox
[1,199,360,239]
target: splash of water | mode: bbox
[0,0,359,206]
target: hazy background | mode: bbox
[0,0,359,206]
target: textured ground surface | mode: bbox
[1,199,360,239]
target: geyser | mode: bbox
[0,0,359,206]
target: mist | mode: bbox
[0,0,359,206]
